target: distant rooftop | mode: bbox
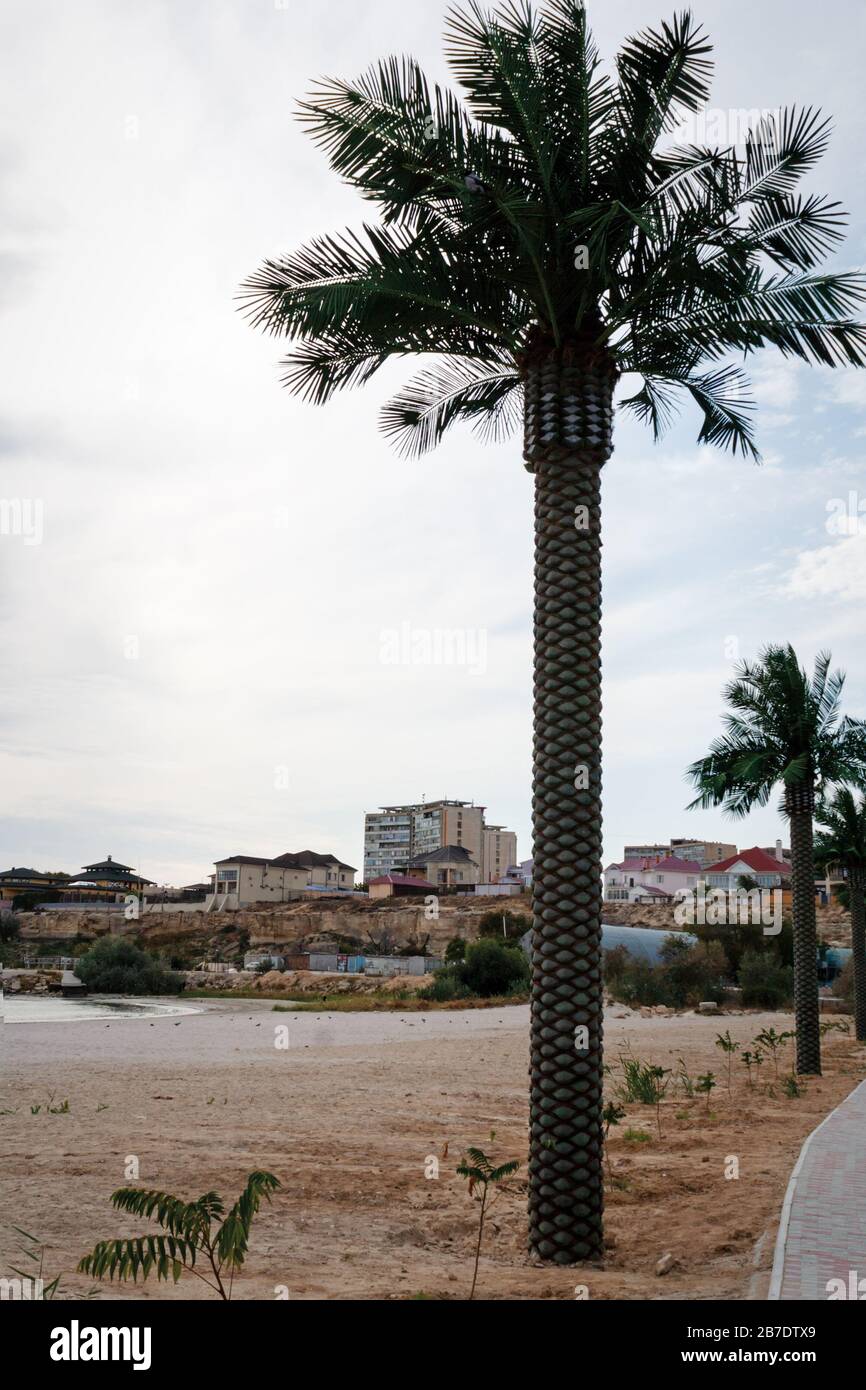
[706,846,792,877]
[215,850,356,872]
[407,844,478,866]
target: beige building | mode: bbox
[407,844,479,888]
[624,838,738,870]
[209,850,355,910]
[670,838,737,869]
[481,826,518,884]
[364,798,516,881]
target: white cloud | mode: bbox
[781,532,866,602]
[833,375,866,409]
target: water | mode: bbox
[1,995,201,1024]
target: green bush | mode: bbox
[0,914,21,942]
[602,945,630,985]
[605,938,726,1009]
[694,914,794,974]
[460,939,529,997]
[418,967,471,1002]
[738,949,794,1009]
[661,936,727,1008]
[833,957,854,1002]
[476,911,531,942]
[444,937,466,963]
[76,937,183,996]
[420,940,529,1001]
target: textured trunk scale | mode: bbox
[850,869,866,1042]
[786,783,821,1075]
[523,342,616,1264]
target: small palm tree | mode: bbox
[815,787,866,1040]
[77,1172,280,1300]
[242,3,866,1263]
[687,645,866,1074]
[457,1143,519,1298]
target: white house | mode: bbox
[702,845,791,893]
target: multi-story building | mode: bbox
[622,842,669,862]
[363,799,515,882]
[362,808,413,879]
[481,826,518,885]
[623,839,738,869]
[669,838,737,869]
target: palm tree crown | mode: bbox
[815,786,866,879]
[241,1,865,460]
[687,645,866,816]
[815,787,866,1042]
[688,644,866,1075]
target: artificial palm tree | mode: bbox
[242,3,866,1264]
[687,646,866,1074]
[815,787,866,1041]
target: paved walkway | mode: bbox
[770,1078,866,1300]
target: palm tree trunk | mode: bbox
[523,339,615,1264]
[850,870,866,1043]
[788,799,821,1075]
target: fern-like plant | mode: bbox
[77,1171,280,1300]
[457,1140,519,1299]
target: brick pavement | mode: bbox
[770,1079,866,1300]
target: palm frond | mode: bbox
[615,10,713,153]
[78,1235,194,1284]
[740,107,833,204]
[684,364,759,459]
[243,4,865,462]
[381,357,521,456]
[618,376,680,440]
[215,1171,281,1272]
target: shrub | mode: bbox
[78,1171,280,1299]
[661,937,727,1008]
[833,957,854,1003]
[476,911,531,942]
[0,913,20,942]
[460,939,529,997]
[420,941,529,1000]
[605,939,726,1009]
[76,938,183,996]
[739,949,794,1009]
[419,968,471,1002]
[444,937,466,964]
[602,945,630,986]
[694,915,794,974]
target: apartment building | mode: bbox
[482,826,518,885]
[623,838,737,869]
[364,799,516,883]
[622,842,669,861]
[669,838,737,869]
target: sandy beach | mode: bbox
[2,999,864,1300]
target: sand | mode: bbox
[2,1000,864,1301]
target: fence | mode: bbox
[306,953,441,977]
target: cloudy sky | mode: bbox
[1,0,865,886]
